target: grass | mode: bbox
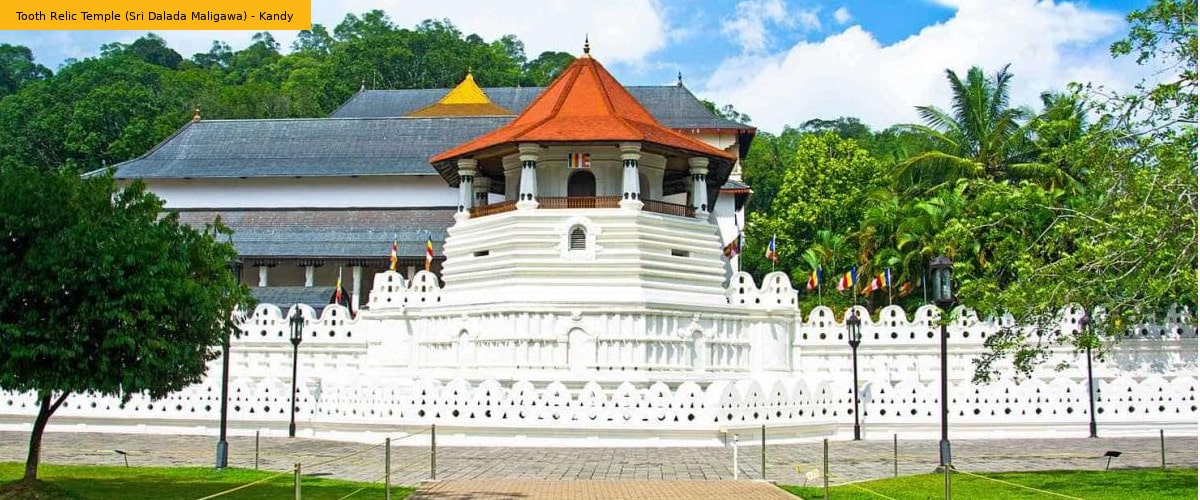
[0,463,415,500]
[781,468,1198,500]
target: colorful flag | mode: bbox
[333,268,344,306]
[567,152,591,168]
[862,273,885,295]
[885,267,893,289]
[806,269,819,291]
[723,234,741,259]
[425,237,434,271]
[836,268,857,292]
[765,235,778,263]
[389,240,398,271]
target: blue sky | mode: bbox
[0,0,1152,132]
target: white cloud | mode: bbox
[89,0,668,66]
[833,7,852,25]
[701,0,1136,133]
[721,0,818,53]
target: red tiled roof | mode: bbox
[431,56,735,163]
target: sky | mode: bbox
[0,0,1152,133]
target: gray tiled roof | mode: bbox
[175,208,455,258]
[331,86,752,130]
[113,117,510,179]
[252,286,339,310]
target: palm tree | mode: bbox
[894,65,1038,191]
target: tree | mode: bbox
[894,65,1037,191]
[0,44,51,97]
[959,0,1197,381]
[0,167,253,480]
[744,131,882,285]
[521,51,575,86]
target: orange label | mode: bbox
[2,0,310,30]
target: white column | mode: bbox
[688,157,710,218]
[516,143,540,210]
[258,266,269,287]
[619,142,643,210]
[351,266,363,314]
[456,158,478,221]
[304,266,315,287]
[474,179,490,207]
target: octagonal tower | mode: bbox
[429,47,737,308]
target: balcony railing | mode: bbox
[467,197,696,219]
[468,199,518,217]
[641,199,696,218]
[538,196,622,209]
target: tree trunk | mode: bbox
[24,391,68,480]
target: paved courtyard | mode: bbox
[0,431,1193,487]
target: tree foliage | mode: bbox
[739,0,1196,382]
[0,15,571,174]
[0,167,253,479]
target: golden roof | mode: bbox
[406,72,514,117]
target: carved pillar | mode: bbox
[351,266,363,314]
[304,266,315,287]
[456,158,477,220]
[619,142,643,210]
[517,143,540,210]
[688,157,710,218]
[258,266,269,287]
[474,178,490,208]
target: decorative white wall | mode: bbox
[1,271,1193,446]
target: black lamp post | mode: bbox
[288,306,304,438]
[215,259,242,469]
[929,255,954,473]
[847,310,863,441]
[1081,311,1098,438]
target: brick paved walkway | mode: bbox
[0,431,1194,487]
[408,480,796,499]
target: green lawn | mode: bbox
[0,463,414,500]
[781,468,1198,500]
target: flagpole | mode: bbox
[887,268,893,306]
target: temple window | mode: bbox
[569,226,587,250]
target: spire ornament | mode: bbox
[583,35,590,56]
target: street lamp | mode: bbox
[929,255,954,499]
[288,305,304,438]
[1081,310,1098,438]
[216,259,242,469]
[847,309,863,441]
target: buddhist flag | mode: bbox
[806,268,820,291]
[425,237,434,271]
[765,235,778,263]
[389,240,398,271]
[723,234,741,259]
[333,268,344,306]
[862,273,885,295]
[567,152,591,168]
[836,268,857,292]
[885,267,893,289]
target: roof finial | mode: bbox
[360,77,366,91]
[677,71,683,87]
[583,34,590,56]
[192,104,201,123]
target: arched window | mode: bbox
[567,170,596,197]
[569,226,587,250]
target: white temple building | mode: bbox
[0,48,1194,446]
